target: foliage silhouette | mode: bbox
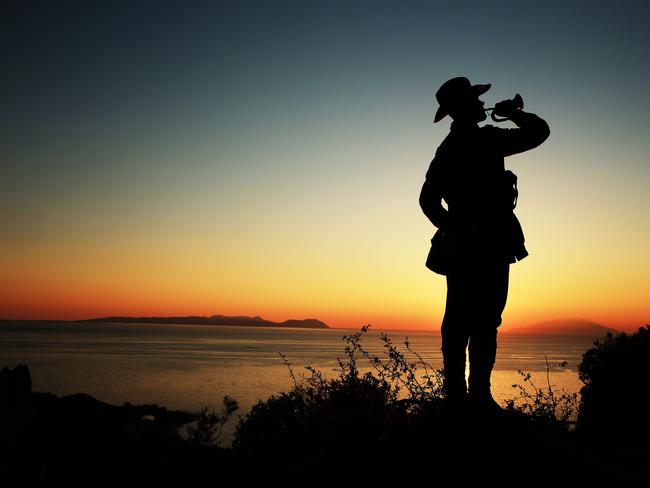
[504,356,578,429]
[5,324,650,486]
[577,325,650,444]
[186,396,239,447]
[232,325,580,447]
[231,325,591,485]
[232,325,414,456]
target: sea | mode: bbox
[0,321,601,443]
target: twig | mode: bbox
[279,352,298,389]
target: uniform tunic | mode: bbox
[419,112,550,275]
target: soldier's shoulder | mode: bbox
[434,133,456,156]
[426,147,448,178]
[480,124,510,142]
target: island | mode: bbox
[504,318,618,338]
[81,314,330,329]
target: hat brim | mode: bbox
[433,106,448,123]
[433,83,491,123]
[473,83,491,96]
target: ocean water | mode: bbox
[0,321,600,442]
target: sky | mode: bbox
[1,0,649,332]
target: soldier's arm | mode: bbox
[419,159,450,230]
[495,111,550,157]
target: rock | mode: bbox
[0,364,32,412]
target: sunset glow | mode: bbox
[2,2,649,333]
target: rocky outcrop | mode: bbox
[0,364,33,425]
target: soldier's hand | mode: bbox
[493,94,523,118]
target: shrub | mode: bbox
[186,396,239,447]
[577,325,650,443]
[232,324,586,461]
[232,325,445,455]
[231,325,589,484]
[504,357,578,429]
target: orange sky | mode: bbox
[1,139,649,333]
[1,134,648,333]
[2,3,649,334]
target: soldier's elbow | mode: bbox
[540,120,550,142]
[528,120,550,150]
[418,194,427,212]
[418,186,429,210]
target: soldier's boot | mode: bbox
[442,348,468,407]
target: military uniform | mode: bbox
[420,111,550,403]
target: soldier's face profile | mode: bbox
[450,95,486,123]
[476,97,488,122]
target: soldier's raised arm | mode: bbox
[489,102,550,157]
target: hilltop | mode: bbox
[505,318,618,337]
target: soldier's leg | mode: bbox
[468,328,498,399]
[467,262,510,401]
[441,271,471,402]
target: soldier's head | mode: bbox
[434,77,490,124]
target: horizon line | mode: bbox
[1,318,639,336]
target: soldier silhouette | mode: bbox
[419,77,549,411]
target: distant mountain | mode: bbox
[82,315,330,329]
[505,318,618,337]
